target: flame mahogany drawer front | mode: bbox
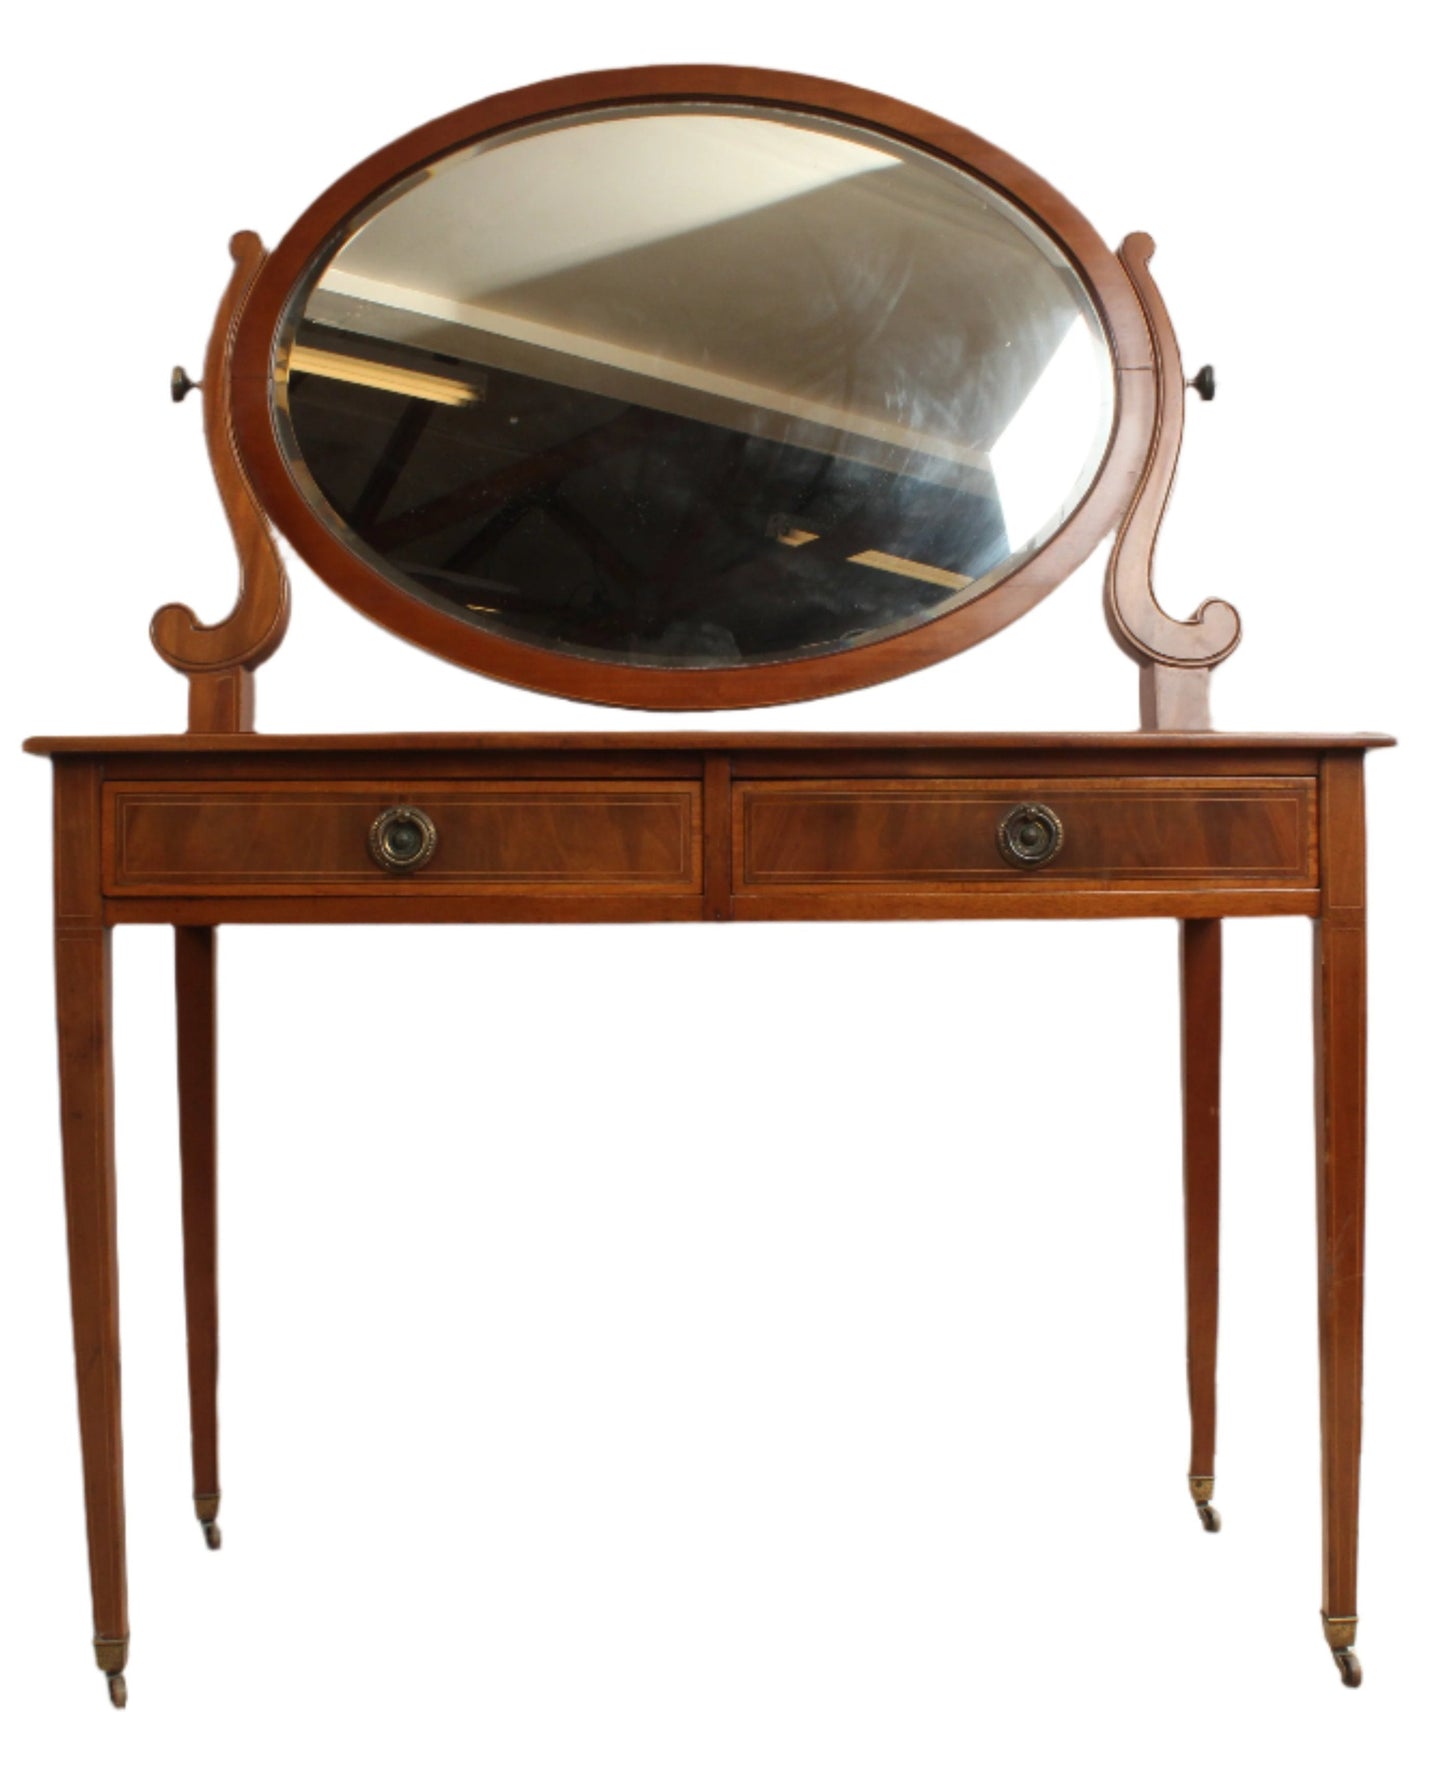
[735,778,1318,891]
[104,781,703,894]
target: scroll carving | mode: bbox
[152,232,290,731]
[1106,233,1240,730]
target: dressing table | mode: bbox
[26,65,1389,1705]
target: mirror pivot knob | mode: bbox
[1188,364,1216,401]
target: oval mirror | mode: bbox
[269,102,1116,680]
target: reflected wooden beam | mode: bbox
[368,405,689,552]
[546,494,645,594]
[349,401,435,533]
[445,495,538,576]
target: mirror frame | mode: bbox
[226,65,1159,711]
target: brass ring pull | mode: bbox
[997,802,1064,869]
[369,805,438,873]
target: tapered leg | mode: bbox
[53,762,129,1706]
[176,925,222,1551]
[1314,755,1368,1688]
[1180,919,1222,1533]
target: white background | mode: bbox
[3,1,1436,1763]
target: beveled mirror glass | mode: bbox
[273,105,1115,672]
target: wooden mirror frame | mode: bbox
[155,66,1239,730]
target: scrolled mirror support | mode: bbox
[151,231,290,733]
[1105,233,1241,732]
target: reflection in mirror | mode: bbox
[276,106,1114,670]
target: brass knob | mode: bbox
[997,803,1064,869]
[369,805,438,873]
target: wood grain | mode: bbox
[735,778,1315,891]
[703,755,734,922]
[176,927,221,1533]
[1108,236,1241,720]
[1180,920,1221,1495]
[105,781,703,894]
[52,761,129,1675]
[26,732,1394,756]
[1314,754,1367,1640]
[150,232,289,729]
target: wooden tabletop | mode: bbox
[23,731,1396,756]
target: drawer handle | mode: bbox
[997,802,1064,869]
[369,805,438,873]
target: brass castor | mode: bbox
[1188,1477,1220,1532]
[107,1672,128,1709]
[1333,1648,1363,1689]
[202,1520,222,1551]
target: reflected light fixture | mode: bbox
[774,525,971,593]
[286,344,482,408]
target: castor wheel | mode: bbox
[1333,1648,1363,1689]
[107,1672,128,1709]
[1196,1502,1221,1533]
[202,1520,222,1551]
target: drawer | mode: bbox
[105,781,702,894]
[735,778,1317,890]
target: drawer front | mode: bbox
[736,778,1317,890]
[106,781,702,893]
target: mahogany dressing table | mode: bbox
[26,66,1389,1705]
